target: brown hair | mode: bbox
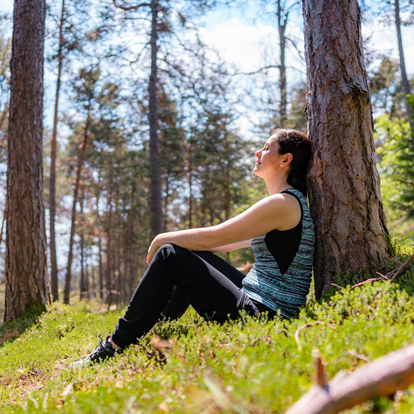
[271,128,311,196]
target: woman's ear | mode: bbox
[283,153,293,166]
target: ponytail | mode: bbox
[271,129,311,197]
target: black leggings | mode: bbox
[112,244,274,348]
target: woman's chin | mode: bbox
[253,168,262,177]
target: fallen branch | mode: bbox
[295,322,336,351]
[335,254,414,292]
[285,344,414,414]
[347,350,369,362]
[313,349,327,386]
[350,278,383,290]
[375,272,388,280]
[390,254,414,282]
[331,283,344,290]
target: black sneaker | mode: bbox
[70,334,116,368]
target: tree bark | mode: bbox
[302,0,389,297]
[149,0,164,238]
[5,0,50,320]
[63,101,92,304]
[394,0,414,139]
[49,0,66,302]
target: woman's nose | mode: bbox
[255,150,261,157]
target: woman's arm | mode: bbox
[146,192,300,264]
[209,240,251,253]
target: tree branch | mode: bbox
[390,253,414,282]
[285,36,304,60]
[231,65,281,76]
[112,0,150,11]
[286,345,414,414]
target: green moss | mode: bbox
[1,274,414,413]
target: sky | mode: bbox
[1,0,413,122]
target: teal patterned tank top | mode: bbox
[242,188,315,318]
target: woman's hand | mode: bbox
[146,235,164,265]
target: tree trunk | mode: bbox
[79,193,88,300]
[0,104,9,131]
[63,101,91,304]
[89,247,95,298]
[105,192,113,306]
[277,0,287,125]
[95,178,104,300]
[98,237,103,300]
[302,0,389,297]
[49,0,66,302]
[149,0,164,238]
[188,138,193,228]
[5,0,50,320]
[394,0,414,139]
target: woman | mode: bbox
[73,128,315,366]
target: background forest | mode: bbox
[0,0,413,315]
[0,0,413,316]
[1,1,414,413]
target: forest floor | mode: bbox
[0,240,414,414]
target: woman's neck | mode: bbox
[265,176,291,196]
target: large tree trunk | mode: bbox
[63,101,91,304]
[49,0,66,302]
[149,0,164,238]
[302,0,389,297]
[5,0,50,321]
[394,0,414,139]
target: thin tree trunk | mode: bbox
[302,0,389,297]
[63,101,92,304]
[188,138,193,228]
[84,240,89,299]
[49,0,66,302]
[5,0,50,320]
[149,0,164,238]
[0,104,9,131]
[79,193,87,300]
[98,237,103,300]
[88,247,95,299]
[95,176,104,300]
[115,176,122,307]
[164,174,170,231]
[224,130,231,263]
[394,0,414,139]
[277,0,287,125]
[126,167,138,298]
[0,206,6,252]
[105,192,113,306]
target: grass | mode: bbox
[0,237,413,413]
[1,276,414,413]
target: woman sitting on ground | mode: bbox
[74,128,315,366]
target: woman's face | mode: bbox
[254,135,290,179]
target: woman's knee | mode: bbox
[156,243,190,260]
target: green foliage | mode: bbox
[2,279,414,413]
[376,107,414,223]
